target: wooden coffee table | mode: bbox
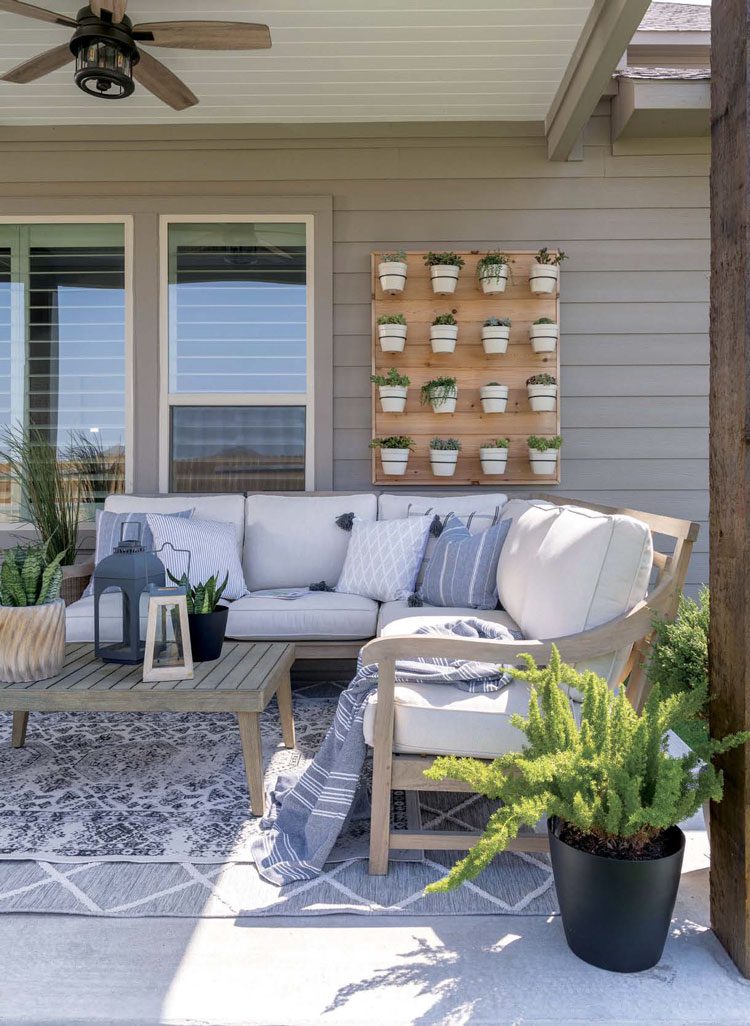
[0,641,296,816]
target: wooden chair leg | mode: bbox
[276,672,296,749]
[369,658,396,876]
[237,712,265,817]
[11,712,28,749]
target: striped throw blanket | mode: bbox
[250,618,519,885]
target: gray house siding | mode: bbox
[0,104,709,591]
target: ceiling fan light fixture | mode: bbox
[70,6,139,99]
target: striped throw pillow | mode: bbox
[407,504,501,588]
[84,508,193,597]
[420,513,512,610]
[145,514,248,600]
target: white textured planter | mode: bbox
[379,449,410,476]
[527,383,558,412]
[480,447,509,475]
[481,325,510,354]
[430,449,459,477]
[378,384,408,413]
[528,447,560,476]
[529,262,560,294]
[0,598,66,683]
[480,385,509,414]
[378,260,407,294]
[430,391,458,414]
[430,324,458,353]
[478,264,509,294]
[378,322,407,352]
[529,322,559,353]
[430,264,460,295]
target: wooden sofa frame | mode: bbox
[359,494,700,875]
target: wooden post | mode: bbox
[709,0,750,978]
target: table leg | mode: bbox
[11,712,28,749]
[237,712,265,817]
[276,671,296,749]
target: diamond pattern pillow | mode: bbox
[336,517,431,602]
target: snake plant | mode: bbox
[167,571,229,614]
[0,544,64,607]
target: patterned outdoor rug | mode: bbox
[0,683,557,917]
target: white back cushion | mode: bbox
[497,499,653,685]
[378,492,508,522]
[244,493,377,590]
[104,494,245,553]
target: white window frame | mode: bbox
[158,213,315,493]
[0,214,134,527]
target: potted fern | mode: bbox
[481,316,511,355]
[421,376,458,414]
[370,436,414,477]
[429,437,461,477]
[528,434,562,475]
[376,313,408,353]
[529,316,559,353]
[424,252,465,295]
[430,313,459,353]
[479,438,509,475]
[479,382,509,414]
[477,251,512,294]
[529,247,566,294]
[425,647,748,973]
[371,368,410,413]
[377,250,408,294]
[168,571,229,662]
[0,544,65,683]
[527,372,557,411]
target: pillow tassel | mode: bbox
[407,592,423,607]
[309,580,335,592]
[336,512,355,532]
[430,514,444,537]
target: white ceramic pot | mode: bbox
[529,322,559,353]
[480,384,509,414]
[430,391,458,414]
[379,449,410,476]
[528,447,560,476]
[527,383,558,412]
[378,384,408,413]
[480,447,509,475]
[378,322,408,352]
[378,260,407,294]
[430,449,459,477]
[430,324,458,353]
[529,262,559,294]
[430,264,460,295]
[478,264,509,294]
[481,325,511,354]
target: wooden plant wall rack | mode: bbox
[371,250,561,486]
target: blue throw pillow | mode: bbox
[420,513,511,610]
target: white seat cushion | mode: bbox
[244,493,377,590]
[226,590,378,641]
[378,600,520,637]
[363,678,530,758]
[105,494,245,554]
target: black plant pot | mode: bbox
[548,817,685,973]
[187,605,228,662]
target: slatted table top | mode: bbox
[0,641,296,713]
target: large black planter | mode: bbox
[187,605,228,662]
[548,817,685,973]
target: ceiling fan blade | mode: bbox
[0,0,76,27]
[132,49,198,111]
[1,43,73,83]
[133,21,271,50]
[90,0,127,23]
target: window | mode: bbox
[163,219,311,493]
[0,222,128,521]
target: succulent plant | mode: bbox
[432,313,458,326]
[377,313,407,325]
[424,251,466,268]
[0,544,64,607]
[371,368,410,388]
[533,317,556,325]
[167,571,229,615]
[370,436,414,450]
[527,373,557,386]
[484,316,511,327]
[381,250,406,263]
[477,251,512,271]
[421,377,458,405]
[527,435,563,451]
[430,437,461,451]
[535,247,567,266]
[482,438,510,449]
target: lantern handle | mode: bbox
[153,541,192,583]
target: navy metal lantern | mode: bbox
[93,524,166,664]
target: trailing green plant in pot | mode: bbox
[371,367,410,413]
[479,438,509,475]
[376,313,408,353]
[526,372,557,412]
[481,316,511,355]
[424,646,748,973]
[0,544,66,683]
[527,434,562,475]
[168,571,229,662]
[529,247,566,294]
[424,251,465,295]
[421,376,458,414]
[370,436,414,477]
[429,437,461,477]
[430,313,459,353]
[529,316,559,354]
[477,251,512,294]
[378,250,408,294]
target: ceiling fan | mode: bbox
[0,0,271,110]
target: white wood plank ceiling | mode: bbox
[0,0,595,124]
